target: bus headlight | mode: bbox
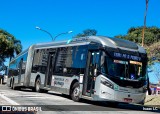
[101,78,114,89]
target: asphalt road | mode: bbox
[0,84,160,114]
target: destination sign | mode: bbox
[130,60,142,66]
[114,52,141,61]
[70,37,89,43]
[114,60,128,64]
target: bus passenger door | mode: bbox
[83,51,100,97]
[44,52,56,88]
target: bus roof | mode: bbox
[34,36,146,54]
[10,36,146,63]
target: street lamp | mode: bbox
[53,31,72,41]
[36,26,54,41]
[36,26,72,41]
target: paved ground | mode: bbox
[0,84,160,114]
[145,95,160,106]
[0,95,12,105]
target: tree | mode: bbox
[115,26,160,63]
[74,29,97,38]
[115,26,160,46]
[0,29,22,71]
[147,41,160,63]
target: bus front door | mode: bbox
[44,52,56,88]
[83,51,100,97]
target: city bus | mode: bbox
[7,36,148,104]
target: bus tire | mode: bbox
[138,99,145,105]
[9,79,12,87]
[32,87,36,92]
[42,89,48,93]
[12,79,17,90]
[35,78,41,92]
[10,79,13,89]
[108,102,119,107]
[71,82,80,102]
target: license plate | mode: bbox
[124,98,132,103]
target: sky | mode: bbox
[0,0,160,83]
[148,62,160,84]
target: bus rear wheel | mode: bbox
[71,82,80,102]
[12,79,18,90]
[35,78,41,92]
[34,77,47,93]
[11,79,13,89]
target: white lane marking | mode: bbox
[0,92,5,94]
[0,94,19,105]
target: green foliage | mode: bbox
[115,26,160,63]
[74,29,97,38]
[146,42,160,64]
[0,29,22,71]
[115,26,160,45]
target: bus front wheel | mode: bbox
[71,82,80,102]
[107,101,119,107]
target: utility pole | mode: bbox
[142,0,149,47]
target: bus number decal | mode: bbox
[54,77,64,87]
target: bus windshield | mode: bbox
[103,57,143,80]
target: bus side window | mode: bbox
[53,46,87,76]
[32,49,48,74]
[54,48,66,75]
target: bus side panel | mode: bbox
[50,75,79,95]
[29,72,45,87]
[24,45,35,87]
[20,52,28,86]
[50,45,88,94]
[7,51,28,87]
[30,48,48,88]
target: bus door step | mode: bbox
[87,89,95,93]
[82,95,93,100]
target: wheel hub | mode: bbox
[73,87,80,97]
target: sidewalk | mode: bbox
[145,95,160,106]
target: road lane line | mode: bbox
[0,94,19,105]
